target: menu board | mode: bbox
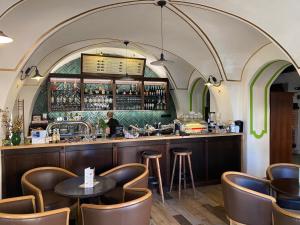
[81,54,145,77]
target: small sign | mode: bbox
[81,54,145,77]
[84,167,94,188]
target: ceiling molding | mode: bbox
[168,4,226,81]
[169,1,299,69]
[0,0,25,19]
[240,42,272,81]
[0,0,154,72]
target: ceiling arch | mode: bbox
[0,0,294,83]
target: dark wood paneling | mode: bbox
[2,147,62,198]
[1,136,241,198]
[65,144,113,176]
[207,136,241,180]
[270,92,294,164]
[117,140,168,184]
[170,138,206,184]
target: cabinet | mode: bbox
[82,79,113,111]
[48,77,81,112]
[47,74,169,112]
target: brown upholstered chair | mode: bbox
[273,202,300,225]
[99,163,148,204]
[0,195,70,225]
[81,188,152,225]
[267,163,300,210]
[222,171,276,225]
[21,167,77,212]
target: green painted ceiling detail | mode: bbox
[249,60,291,139]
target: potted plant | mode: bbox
[11,116,23,146]
[98,118,108,138]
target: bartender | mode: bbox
[106,111,120,137]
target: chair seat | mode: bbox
[277,195,300,210]
[142,150,162,158]
[172,148,192,155]
[100,187,124,204]
[43,190,77,211]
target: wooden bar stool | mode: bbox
[169,148,196,200]
[142,150,165,203]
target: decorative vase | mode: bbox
[11,132,21,146]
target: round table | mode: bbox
[55,176,116,199]
[270,178,300,199]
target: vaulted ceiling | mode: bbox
[0,0,298,88]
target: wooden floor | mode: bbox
[150,185,228,225]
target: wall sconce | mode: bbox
[205,75,221,87]
[20,66,43,81]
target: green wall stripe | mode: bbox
[202,85,208,116]
[249,60,291,139]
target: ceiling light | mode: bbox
[150,0,173,66]
[205,75,221,87]
[20,66,43,81]
[0,31,13,44]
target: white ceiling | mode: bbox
[0,0,297,87]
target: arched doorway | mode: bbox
[270,65,300,164]
[248,60,297,170]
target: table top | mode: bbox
[270,178,300,198]
[55,176,116,199]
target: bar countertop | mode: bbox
[0,133,243,151]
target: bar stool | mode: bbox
[169,148,196,200]
[142,150,165,203]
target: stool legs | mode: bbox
[183,157,186,190]
[169,153,195,199]
[169,154,177,192]
[155,158,165,203]
[178,155,182,200]
[187,154,196,195]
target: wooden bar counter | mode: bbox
[1,133,242,198]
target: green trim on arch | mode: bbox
[202,86,208,116]
[249,60,291,139]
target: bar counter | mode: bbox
[1,133,242,198]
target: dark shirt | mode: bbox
[107,118,120,137]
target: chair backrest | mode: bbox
[22,167,77,191]
[273,202,300,225]
[100,163,148,189]
[0,196,35,214]
[222,171,276,225]
[267,163,300,180]
[81,188,152,225]
[0,196,70,225]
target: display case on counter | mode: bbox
[48,77,81,111]
[47,74,169,112]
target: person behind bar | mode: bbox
[106,111,120,138]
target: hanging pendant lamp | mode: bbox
[0,31,13,44]
[151,0,173,66]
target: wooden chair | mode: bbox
[21,167,77,212]
[222,171,275,225]
[267,163,300,210]
[0,195,70,225]
[81,188,152,225]
[99,163,148,204]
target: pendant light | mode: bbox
[121,40,133,80]
[151,0,173,66]
[0,31,13,44]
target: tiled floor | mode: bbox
[150,185,228,225]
